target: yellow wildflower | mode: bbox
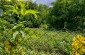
[4,41,11,53]
[71,35,85,55]
[75,52,80,55]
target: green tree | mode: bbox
[38,4,49,28]
[48,0,85,30]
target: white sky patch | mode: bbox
[32,0,37,2]
[32,0,55,6]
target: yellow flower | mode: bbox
[4,41,11,53]
[75,52,80,55]
[80,46,85,53]
[71,35,85,55]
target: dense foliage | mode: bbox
[0,0,85,55]
[48,0,85,30]
[1,0,85,30]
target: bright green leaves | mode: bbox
[2,0,39,20]
[19,1,26,16]
[19,1,39,19]
[25,10,39,19]
[18,1,39,19]
[12,4,18,15]
[1,0,40,28]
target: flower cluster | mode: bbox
[71,35,85,55]
[4,41,11,53]
[4,40,26,55]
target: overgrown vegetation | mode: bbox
[0,0,85,55]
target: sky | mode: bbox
[32,0,55,6]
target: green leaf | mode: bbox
[25,10,39,19]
